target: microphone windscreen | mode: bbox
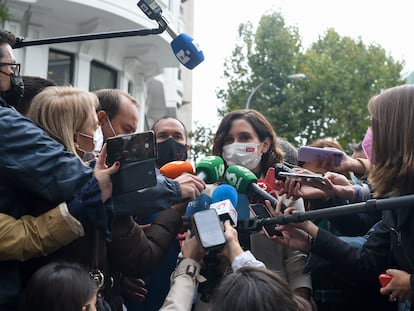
[212,183,238,207]
[160,160,194,179]
[195,156,225,184]
[171,33,205,70]
[185,193,212,220]
[224,165,257,194]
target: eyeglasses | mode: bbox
[0,62,21,75]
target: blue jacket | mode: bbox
[0,102,93,310]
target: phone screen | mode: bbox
[192,209,226,250]
[106,131,157,165]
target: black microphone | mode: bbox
[137,0,204,69]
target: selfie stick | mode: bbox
[260,194,414,226]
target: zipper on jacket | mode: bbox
[389,227,401,246]
[389,226,414,270]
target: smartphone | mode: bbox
[274,163,296,181]
[249,203,282,237]
[298,146,344,166]
[106,131,157,166]
[191,209,226,251]
[378,273,393,287]
[277,171,326,185]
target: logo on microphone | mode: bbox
[175,49,190,65]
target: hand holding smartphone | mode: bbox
[249,203,282,237]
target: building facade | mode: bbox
[6,0,194,131]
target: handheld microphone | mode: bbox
[249,179,278,204]
[210,184,238,226]
[185,193,212,220]
[224,165,284,209]
[137,0,204,69]
[159,160,194,179]
[195,156,225,184]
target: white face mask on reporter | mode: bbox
[222,142,262,171]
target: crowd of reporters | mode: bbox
[1,25,414,311]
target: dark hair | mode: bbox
[278,137,298,165]
[151,115,188,139]
[95,88,138,120]
[0,29,16,57]
[15,76,57,115]
[213,109,283,173]
[209,266,311,311]
[21,262,97,311]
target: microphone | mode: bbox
[137,0,205,69]
[185,193,212,220]
[159,160,194,179]
[249,179,278,204]
[210,184,238,226]
[224,165,283,209]
[195,156,225,184]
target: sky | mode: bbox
[191,0,414,128]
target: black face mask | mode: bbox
[156,137,188,168]
[1,73,24,107]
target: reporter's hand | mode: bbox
[221,220,243,263]
[93,144,120,202]
[175,173,206,201]
[379,269,414,302]
[122,277,148,303]
[181,230,205,262]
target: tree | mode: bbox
[218,11,405,148]
[298,28,405,147]
[188,122,216,165]
[0,1,10,24]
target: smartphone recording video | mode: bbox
[106,131,157,166]
[191,209,226,251]
[298,146,344,166]
[277,172,326,185]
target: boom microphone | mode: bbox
[224,165,283,209]
[137,0,204,69]
[195,156,225,184]
[210,184,238,226]
[159,160,194,179]
[262,194,414,227]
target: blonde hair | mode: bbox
[28,86,98,159]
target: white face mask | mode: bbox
[93,126,104,152]
[222,142,262,171]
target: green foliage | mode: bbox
[188,122,216,164]
[217,11,406,149]
[0,1,10,22]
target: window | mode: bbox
[47,49,74,85]
[89,60,117,91]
